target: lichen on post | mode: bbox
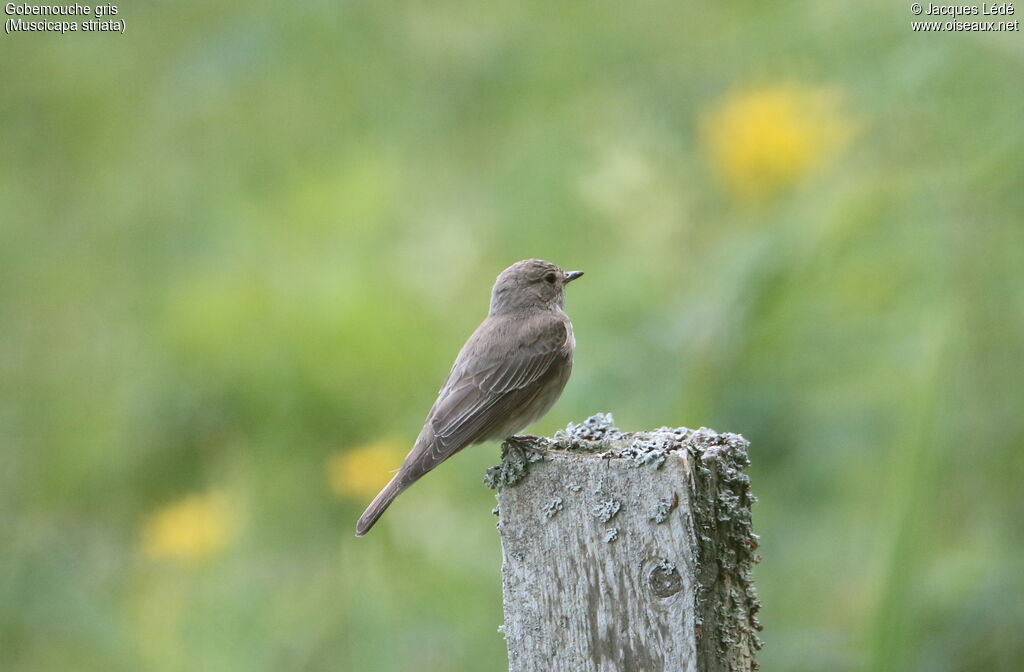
[488,414,762,672]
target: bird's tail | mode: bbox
[355,473,406,537]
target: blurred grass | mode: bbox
[2,1,1023,670]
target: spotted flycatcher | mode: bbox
[356,259,582,536]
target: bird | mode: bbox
[356,259,583,536]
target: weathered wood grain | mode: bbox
[488,414,761,672]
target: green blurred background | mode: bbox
[3,1,1023,670]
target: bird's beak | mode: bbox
[564,270,584,283]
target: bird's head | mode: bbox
[489,259,583,315]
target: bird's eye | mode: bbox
[544,272,557,284]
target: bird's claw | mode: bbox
[502,435,548,459]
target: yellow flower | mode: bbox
[142,491,237,562]
[703,84,853,200]
[327,439,405,501]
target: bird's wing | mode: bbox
[398,312,570,485]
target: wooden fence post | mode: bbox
[486,414,762,672]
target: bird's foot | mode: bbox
[486,436,548,489]
[502,434,548,458]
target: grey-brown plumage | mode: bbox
[356,259,583,536]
